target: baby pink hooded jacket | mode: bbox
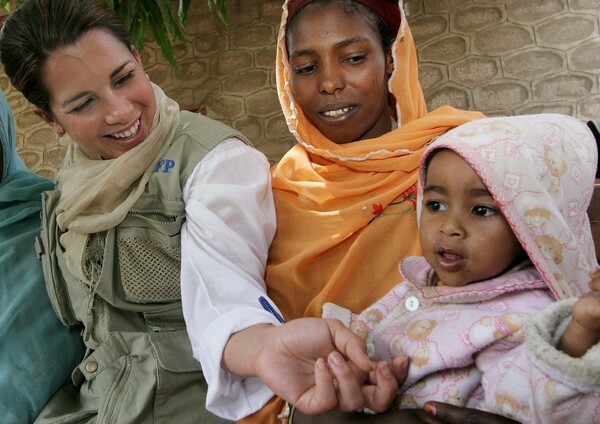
[324,113,600,423]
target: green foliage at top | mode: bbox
[0,0,229,68]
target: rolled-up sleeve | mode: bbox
[181,137,279,420]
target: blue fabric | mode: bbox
[0,89,85,423]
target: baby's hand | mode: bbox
[360,355,409,413]
[571,282,600,335]
[558,272,600,357]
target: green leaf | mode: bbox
[110,0,137,33]
[143,0,178,67]
[1,0,23,11]
[128,9,148,53]
[208,0,228,27]
[3,0,228,68]
[178,0,191,23]
[154,0,185,42]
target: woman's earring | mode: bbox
[56,130,65,138]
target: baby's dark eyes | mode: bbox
[425,200,447,212]
[472,205,498,217]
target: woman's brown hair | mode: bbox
[0,0,132,118]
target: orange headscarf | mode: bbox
[241,1,484,422]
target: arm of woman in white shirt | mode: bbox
[181,137,279,419]
[181,138,400,419]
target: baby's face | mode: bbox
[419,150,524,287]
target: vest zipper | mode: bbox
[105,357,132,423]
[128,210,182,226]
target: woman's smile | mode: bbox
[318,103,358,122]
[108,118,140,139]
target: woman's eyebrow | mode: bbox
[289,36,368,60]
[109,61,131,79]
[62,61,131,108]
[335,36,368,50]
[62,91,92,108]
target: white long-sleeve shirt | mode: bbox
[181,138,279,420]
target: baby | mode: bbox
[324,114,600,423]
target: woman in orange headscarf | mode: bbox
[235,0,497,422]
[267,0,483,324]
[216,1,510,423]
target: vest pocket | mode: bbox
[149,329,207,423]
[72,333,144,423]
[117,211,184,303]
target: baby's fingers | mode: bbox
[391,354,410,385]
[362,362,399,413]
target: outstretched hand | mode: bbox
[252,317,406,415]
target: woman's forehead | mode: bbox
[287,4,381,50]
[287,0,400,36]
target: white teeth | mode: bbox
[111,120,140,139]
[323,107,352,117]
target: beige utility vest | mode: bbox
[36,112,246,423]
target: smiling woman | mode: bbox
[38,29,156,159]
[0,0,276,422]
[32,25,180,254]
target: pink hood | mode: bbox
[419,114,598,300]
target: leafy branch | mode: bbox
[0,0,229,68]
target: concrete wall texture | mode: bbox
[1,0,599,180]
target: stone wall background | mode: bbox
[1,0,599,180]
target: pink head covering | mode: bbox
[419,114,598,300]
[286,0,401,37]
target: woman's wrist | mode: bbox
[222,323,275,376]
